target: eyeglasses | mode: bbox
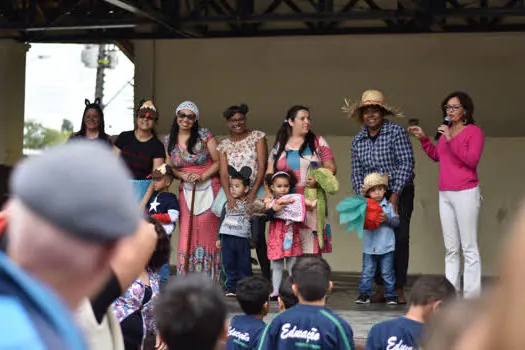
[178,113,196,121]
[228,117,246,123]
[138,115,158,121]
[443,105,462,112]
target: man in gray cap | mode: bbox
[0,141,148,350]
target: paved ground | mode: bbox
[223,272,409,342]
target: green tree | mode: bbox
[24,120,70,150]
[61,119,74,133]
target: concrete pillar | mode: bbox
[0,40,27,205]
[133,40,156,105]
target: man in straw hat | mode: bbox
[0,141,150,349]
[344,90,415,304]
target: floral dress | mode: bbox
[216,130,265,187]
[269,136,335,254]
[112,270,160,349]
[165,128,221,282]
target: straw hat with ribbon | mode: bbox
[361,172,389,196]
[342,90,404,121]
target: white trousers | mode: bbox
[439,186,482,298]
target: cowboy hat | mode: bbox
[361,172,389,196]
[342,90,403,120]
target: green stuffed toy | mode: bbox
[304,168,339,250]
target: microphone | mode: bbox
[435,116,451,141]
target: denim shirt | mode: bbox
[363,199,399,255]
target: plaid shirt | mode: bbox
[351,120,415,195]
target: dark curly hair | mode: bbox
[146,217,171,272]
[265,170,298,190]
[223,104,249,119]
[441,91,475,125]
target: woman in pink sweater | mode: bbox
[409,91,484,298]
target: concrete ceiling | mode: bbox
[3,0,525,42]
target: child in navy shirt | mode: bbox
[258,257,355,350]
[147,164,180,285]
[227,276,271,349]
[366,276,456,350]
[277,276,299,312]
[355,173,399,305]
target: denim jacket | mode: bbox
[363,199,399,255]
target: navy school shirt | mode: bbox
[258,304,355,350]
[227,315,266,350]
[366,317,424,350]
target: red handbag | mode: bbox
[364,198,384,230]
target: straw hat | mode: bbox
[361,172,389,196]
[342,90,403,120]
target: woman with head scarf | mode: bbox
[164,101,221,282]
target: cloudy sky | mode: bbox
[24,43,135,135]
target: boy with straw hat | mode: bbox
[355,172,400,305]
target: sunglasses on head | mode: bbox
[178,113,196,121]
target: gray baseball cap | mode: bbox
[10,141,140,243]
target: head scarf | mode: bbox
[176,101,200,121]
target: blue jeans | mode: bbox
[221,234,253,293]
[159,262,170,285]
[359,252,397,298]
[159,234,172,285]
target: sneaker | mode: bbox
[355,294,370,304]
[225,292,236,297]
[386,297,398,305]
[269,293,279,301]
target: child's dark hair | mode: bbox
[279,276,299,309]
[228,165,252,187]
[163,164,175,181]
[223,104,249,119]
[145,217,171,271]
[291,257,331,302]
[236,276,271,315]
[265,171,298,189]
[409,276,457,306]
[155,274,227,350]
